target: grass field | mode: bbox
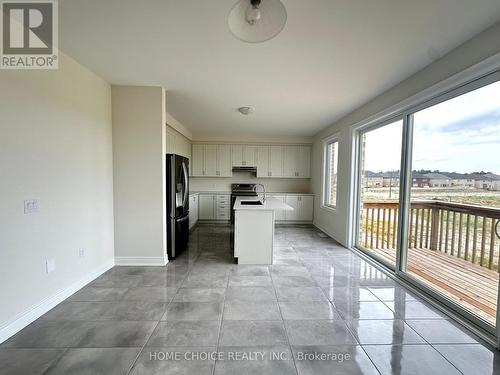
[362,186,500,208]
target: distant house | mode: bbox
[474,173,500,191]
[424,173,451,187]
[412,172,430,187]
[442,172,475,187]
[380,171,400,187]
[488,173,500,191]
[363,171,384,188]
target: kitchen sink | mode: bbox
[240,200,263,206]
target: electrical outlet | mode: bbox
[46,259,55,274]
[24,199,40,214]
[78,248,85,258]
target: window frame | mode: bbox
[321,133,340,210]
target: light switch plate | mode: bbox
[46,259,55,274]
[78,248,85,258]
[24,199,39,214]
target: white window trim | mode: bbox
[321,133,340,211]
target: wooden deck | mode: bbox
[375,246,499,325]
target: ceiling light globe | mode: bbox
[245,6,261,25]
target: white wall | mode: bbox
[312,21,500,246]
[190,174,311,193]
[0,53,114,340]
[112,86,167,264]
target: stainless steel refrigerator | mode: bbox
[166,154,189,259]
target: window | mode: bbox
[323,137,339,208]
[356,119,403,267]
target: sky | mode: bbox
[363,80,500,174]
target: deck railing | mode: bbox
[360,200,500,271]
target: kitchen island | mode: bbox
[233,196,293,264]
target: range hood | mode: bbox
[232,166,257,173]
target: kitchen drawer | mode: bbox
[216,212,230,220]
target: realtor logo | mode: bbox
[1,0,58,69]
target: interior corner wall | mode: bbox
[112,85,167,264]
[0,52,114,342]
[311,21,500,247]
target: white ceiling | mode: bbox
[59,0,500,139]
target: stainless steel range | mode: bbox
[230,183,258,223]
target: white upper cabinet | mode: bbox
[243,146,258,166]
[192,144,205,176]
[232,145,257,167]
[283,146,299,177]
[217,145,232,177]
[194,143,310,178]
[232,145,243,166]
[269,146,284,178]
[256,146,270,177]
[204,145,217,176]
[192,144,233,177]
[257,145,284,178]
[283,145,311,178]
[166,126,191,160]
[166,127,177,154]
[297,145,311,178]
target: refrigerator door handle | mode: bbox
[182,161,189,209]
[177,214,189,223]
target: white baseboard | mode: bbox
[0,259,114,344]
[114,255,168,266]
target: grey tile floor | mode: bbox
[2,225,500,374]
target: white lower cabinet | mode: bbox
[270,195,286,221]
[198,193,230,221]
[284,195,314,222]
[199,194,215,220]
[197,193,313,223]
[268,194,314,222]
[189,194,198,229]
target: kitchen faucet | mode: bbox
[253,183,266,203]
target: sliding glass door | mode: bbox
[354,73,500,333]
[405,79,500,327]
[356,119,403,268]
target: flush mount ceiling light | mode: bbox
[238,106,255,115]
[228,0,287,43]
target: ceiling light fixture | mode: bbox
[238,106,254,115]
[228,0,287,43]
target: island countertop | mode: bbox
[233,197,293,211]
